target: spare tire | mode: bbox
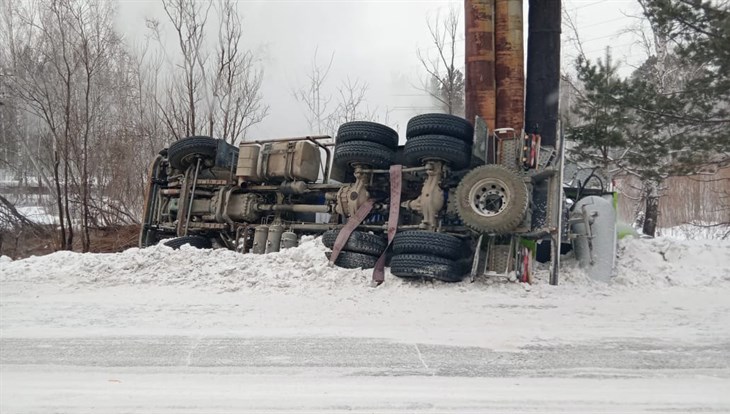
[322,230,387,256]
[168,136,218,171]
[334,140,395,169]
[403,134,471,170]
[390,253,463,282]
[392,231,464,259]
[455,165,529,234]
[162,235,212,249]
[406,113,474,142]
[337,121,399,150]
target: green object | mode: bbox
[616,222,638,239]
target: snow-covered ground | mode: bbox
[1,236,729,412]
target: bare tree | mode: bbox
[210,0,268,144]
[293,49,379,137]
[293,47,335,134]
[159,0,212,139]
[416,6,465,116]
[325,77,378,135]
[2,0,156,253]
[155,0,268,143]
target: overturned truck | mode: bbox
[139,0,617,284]
[140,113,616,284]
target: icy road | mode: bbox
[1,236,729,413]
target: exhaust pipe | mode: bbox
[465,0,496,132]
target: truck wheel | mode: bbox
[337,121,399,150]
[322,230,387,256]
[392,231,464,259]
[162,235,212,249]
[456,165,528,234]
[167,136,218,171]
[326,251,379,269]
[390,253,463,282]
[402,135,471,170]
[406,113,474,142]
[334,140,394,169]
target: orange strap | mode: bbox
[329,199,375,265]
[372,164,403,285]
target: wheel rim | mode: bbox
[467,178,511,217]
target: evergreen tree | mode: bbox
[567,0,730,236]
[567,50,632,170]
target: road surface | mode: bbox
[2,336,729,413]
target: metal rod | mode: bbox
[306,137,333,184]
[252,135,332,145]
[256,204,331,213]
[364,165,428,174]
[184,158,201,236]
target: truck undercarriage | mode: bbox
[140,113,616,285]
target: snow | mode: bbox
[659,222,730,240]
[13,206,59,225]
[2,234,728,293]
[615,237,730,287]
[1,235,729,350]
[4,366,729,413]
[2,235,729,413]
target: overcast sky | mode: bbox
[115,0,644,141]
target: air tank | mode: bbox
[281,231,299,249]
[266,224,284,253]
[252,226,269,254]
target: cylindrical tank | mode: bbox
[465,0,496,131]
[281,231,299,249]
[525,0,561,146]
[252,226,269,254]
[266,224,284,253]
[495,0,524,130]
[570,195,617,283]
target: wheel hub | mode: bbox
[468,178,511,217]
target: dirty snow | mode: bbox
[1,235,729,349]
[2,236,729,412]
[2,235,728,293]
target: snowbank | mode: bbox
[1,235,728,292]
[615,236,730,287]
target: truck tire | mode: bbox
[456,165,528,234]
[326,251,379,269]
[406,113,474,142]
[402,134,471,170]
[337,121,398,150]
[390,253,463,282]
[334,140,394,169]
[168,136,218,171]
[322,230,387,256]
[391,231,464,259]
[162,235,212,249]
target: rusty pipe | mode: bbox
[465,0,496,132]
[495,0,524,131]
